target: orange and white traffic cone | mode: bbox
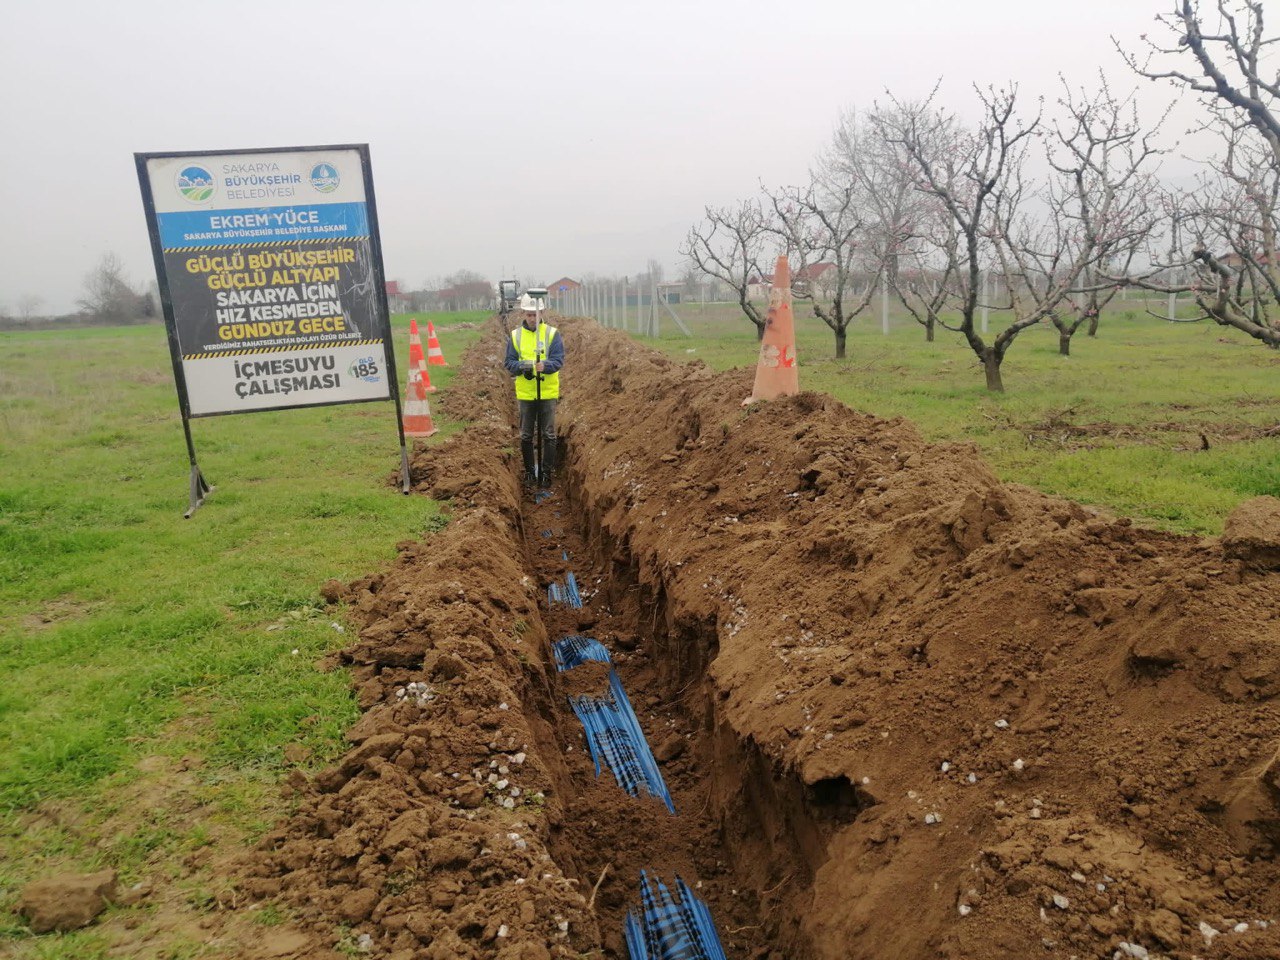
[426,321,448,366]
[744,255,799,404]
[402,366,438,438]
[408,319,436,392]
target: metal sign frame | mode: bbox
[135,143,410,516]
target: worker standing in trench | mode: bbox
[504,292,564,488]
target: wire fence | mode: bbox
[550,275,691,337]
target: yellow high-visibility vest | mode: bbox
[511,324,560,400]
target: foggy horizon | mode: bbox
[2,0,1207,315]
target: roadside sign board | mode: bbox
[135,144,409,514]
[137,144,395,416]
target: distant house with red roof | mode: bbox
[547,277,581,294]
[797,262,836,287]
[748,262,839,300]
[385,280,408,312]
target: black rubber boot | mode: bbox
[520,440,538,487]
[539,442,556,488]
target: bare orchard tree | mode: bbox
[678,260,702,302]
[1116,2,1280,346]
[890,193,964,342]
[682,200,770,339]
[872,86,1041,391]
[1158,127,1280,346]
[17,294,44,324]
[1120,1,1280,165]
[440,269,494,311]
[858,101,971,342]
[764,176,877,359]
[827,107,933,296]
[1001,79,1161,357]
[78,252,145,324]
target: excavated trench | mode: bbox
[519,441,847,959]
[245,317,1280,960]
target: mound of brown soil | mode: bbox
[556,319,1280,960]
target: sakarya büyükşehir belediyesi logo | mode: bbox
[176,165,214,203]
[310,162,340,193]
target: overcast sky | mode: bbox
[0,0,1201,313]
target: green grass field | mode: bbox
[631,299,1279,534]
[0,312,490,950]
[0,299,1275,953]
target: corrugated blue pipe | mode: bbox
[553,635,613,671]
[547,572,583,608]
[567,675,674,813]
[624,872,728,960]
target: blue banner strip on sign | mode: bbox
[157,202,369,248]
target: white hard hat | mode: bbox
[518,293,544,312]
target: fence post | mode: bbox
[651,280,660,337]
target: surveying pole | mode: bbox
[526,287,550,486]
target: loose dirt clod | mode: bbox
[1223,495,1280,571]
[17,869,117,933]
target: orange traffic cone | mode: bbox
[426,321,448,366]
[408,319,436,392]
[402,366,438,438]
[744,255,799,404]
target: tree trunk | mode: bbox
[925,317,935,342]
[983,351,1004,392]
[835,326,847,359]
[755,321,765,341]
[1087,313,1099,337]
[1059,332,1071,356]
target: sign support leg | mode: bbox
[391,379,411,494]
[180,414,211,519]
[398,443,411,494]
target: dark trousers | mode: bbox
[518,399,557,444]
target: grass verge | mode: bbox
[0,311,491,952]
